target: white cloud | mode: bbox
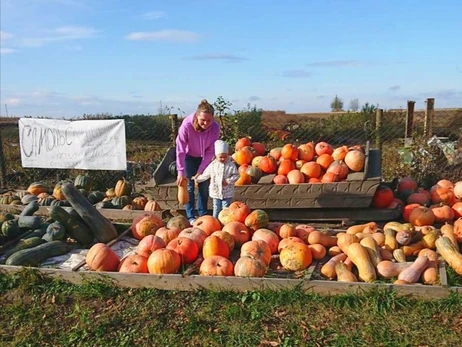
[125,30,201,43]
[0,31,14,40]
[184,53,249,63]
[6,98,21,105]
[19,26,99,47]
[143,11,167,20]
[1,48,16,54]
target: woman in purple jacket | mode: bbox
[176,99,220,223]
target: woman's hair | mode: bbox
[193,99,214,131]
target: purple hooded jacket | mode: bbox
[176,112,220,176]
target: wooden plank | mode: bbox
[438,257,448,288]
[0,265,453,298]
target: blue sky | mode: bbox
[1,0,461,118]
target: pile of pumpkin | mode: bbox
[84,200,462,285]
[231,138,366,185]
[370,177,462,223]
[0,175,162,211]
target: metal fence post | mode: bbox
[375,108,383,151]
[424,98,434,138]
[0,126,7,188]
[405,100,415,146]
[169,114,178,146]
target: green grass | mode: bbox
[1,269,461,347]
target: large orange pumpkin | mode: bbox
[454,218,462,242]
[407,192,430,206]
[403,203,421,222]
[315,142,333,156]
[235,173,252,186]
[167,237,199,264]
[144,200,162,211]
[178,227,208,250]
[430,185,455,205]
[327,160,349,180]
[202,235,230,259]
[235,137,252,151]
[193,215,222,236]
[278,237,305,253]
[86,243,120,272]
[298,144,315,161]
[235,147,254,166]
[280,242,312,271]
[454,181,462,199]
[281,144,299,161]
[199,255,234,276]
[234,255,267,277]
[115,178,132,197]
[332,146,349,161]
[252,228,279,254]
[409,206,435,226]
[211,230,235,252]
[344,150,365,172]
[132,214,164,240]
[118,254,148,273]
[278,223,297,239]
[300,161,321,179]
[240,240,272,265]
[259,155,278,174]
[287,169,305,184]
[278,159,296,176]
[321,172,339,183]
[155,226,181,245]
[222,221,250,247]
[273,175,289,184]
[452,202,462,218]
[227,201,251,223]
[251,142,266,156]
[316,154,334,170]
[437,179,454,190]
[269,147,282,161]
[147,248,181,274]
[132,196,148,210]
[244,209,269,231]
[136,234,166,258]
[372,185,394,209]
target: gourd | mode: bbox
[383,229,398,251]
[17,216,42,230]
[346,243,376,282]
[61,183,117,243]
[19,201,39,217]
[393,249,406,263]
[335,261,358,282]
[42,222,66,241]
[376,260,413,279]
[436,236,462,275]
[359,236,382,267]
[336,233,359,254]
[397,256,430,284]
[421,229,439,249]
[421,259,439,285]
[0,237,46,264]
[5,241,69,266]
[178,180,189,205]
[320,253,347,279]
[346,222,378,235]
[440,224,459,251]
[307,230,337,248]
[49,205,94,246]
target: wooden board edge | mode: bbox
[0,265,454,298]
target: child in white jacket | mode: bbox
[193,140,240,218]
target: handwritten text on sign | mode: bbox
[19,118,127,170]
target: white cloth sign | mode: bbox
[18,118,127,170]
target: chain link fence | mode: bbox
[0,99,461,192]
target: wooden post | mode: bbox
[375,108,383,151]
[169,114,178,146]
[424,98,434,138]
[405,100,415,145]
[0,126,7,188]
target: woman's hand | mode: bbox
[176,175,186,186]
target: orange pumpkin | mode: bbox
[136,234,166,258]
[193,215,222,236]
[222,221,250,247]
[454,181,462,199]
[281,144,299,161]
[27,182,48,196]
[144,200,162,211]
[453,218,462,242]
[167,237,199,264]
[252,228,279,254]
[300,162,322,179]
[115,178,132,197]
[430,204,455,223]
[315,142,333,156]
[240,240,272,265]
[430,185,455,205]
[437,179,454,190]
[316,154,334,170]
[259,155,278,174]
[273,175,288,184]
[202,235,230,259]
[407,192,430,206]
[452,202,462,219]
[235,174,252,186]
[372,185,394,209]
[287,169,305,184]
[269,147,282,161]
[403,203,421,222]
[332,146,349,161]
[344,150,365,172]
[327,160,349,180]
[199,255,234,276]
[227,201,251,223]
[86,243,120,272]
[211,230,235,252]
[235,137,251,151]
[409,206,435,226]
[178,227,208,250]
[244,209,269,231]
[132,196,148,210]
[277,159,295,176]
[278,223,297,239]
[132,214,164,240]
[235,147,254,166]
[155,226,181,245]
[398,177,418,193]
[238,164,251,175]
[298,144,315,161]
[147,248,181,274]
[278,237,305,253]
[234,255,267,277]
[118,254,148,273]
[321,172,339,183]
[251,142,266,156]
[280,242,313,271]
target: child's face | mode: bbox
[216,153,228,163]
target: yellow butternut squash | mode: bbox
[440,223,459,251]
[346,243,376,282]
[335,261,358,283]
[436,236,462,275]
[359,236,382,267]
[320,253,347,279]
[177,180,189,205]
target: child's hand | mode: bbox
[222,179,228,186]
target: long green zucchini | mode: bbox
[61,183,117,243]
[49,206,94,246]
[0,237,46,264]
[5,241,69,267]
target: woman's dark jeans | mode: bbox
[184,155,210,221]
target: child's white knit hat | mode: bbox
[214,140,229,155]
